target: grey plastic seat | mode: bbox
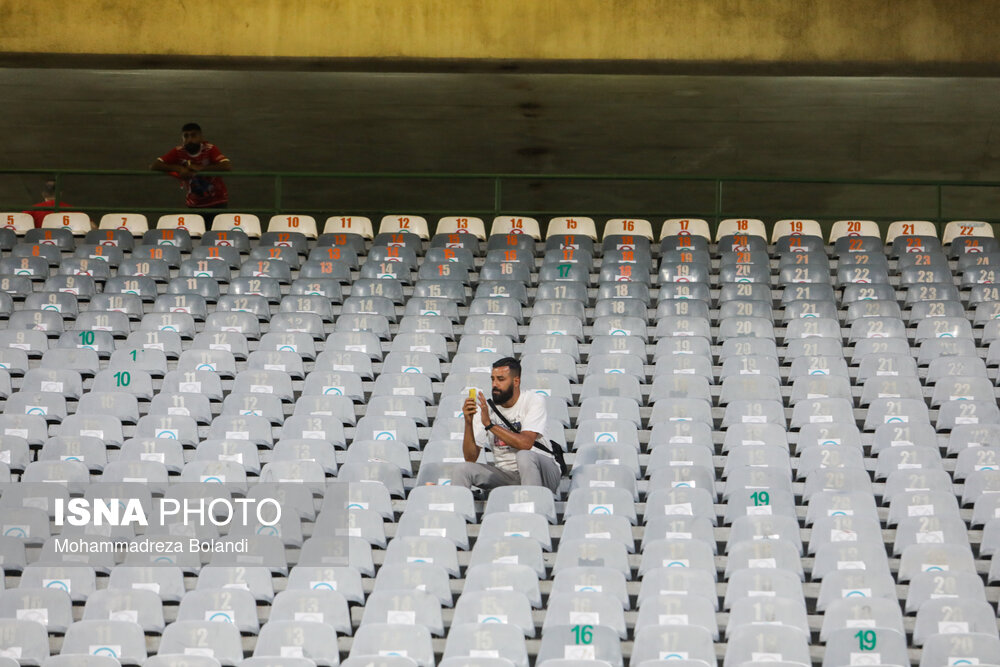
[552,565,630,608]
[630,625,714,667]
[360,589,444,636]
[724,568,805,610]
[907,570,987,614]
[451,590,535,637]
[395,509,469,549]
[876,444,944,481]
[542,591,627,639]
[821,626,908,667]
[157,620,243,666]
[460,562,541,610]
[104,565,187,604]
[723,540,804,581]
[913,597,1000,646]
[819,597,905,643]
[898,543,978,583]
[919,633,1000,667]
[638,539,716,580]
[0,619,49,664]
[60,619,149,662]
[536,281,589,305]
[373,562,453,608]
[864,397,931,432]
[82,588,164,633]
[552,538,631,580]
[443,623,529,667]
[0,587,73,632]
[250,621,340,665]
[383,536,459,577]
[349,623,434,667]
[726,596,806,639]
[484,486,557,523]
[38,435,107,471]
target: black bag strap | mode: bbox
[486,398,523,434]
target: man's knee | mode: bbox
[515,449,539,470]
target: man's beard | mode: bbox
[492,385,514,405]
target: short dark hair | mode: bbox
[492,357,521,377]
[182,123,202,132]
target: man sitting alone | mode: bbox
[454,357,560,493]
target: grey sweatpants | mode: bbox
[451,449,561,494]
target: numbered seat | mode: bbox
[320,213,373,239]
[821,626,907,667]
[0,587,73,632]
[726,595,807,639]
[898,543,978,583]
[542,591,626,639]
[374,214,428,239]
[81,588,164,634]
[468,537,545,579]
[908,570,987,614]
[630,625,713,667]
[552,539,631,580]
[38,435,107,471]
[349,623,434,667]
[913,598,1000,647]
[451,590,535,637]
[919,633,1000,667]
[0,619,49,663]
[722,625,811,667]
[443,624,528,667]
[819,597,904,643]
[157,620,243,666]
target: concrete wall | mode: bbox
[1,0,997,64]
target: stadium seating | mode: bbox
[0,213,996,666]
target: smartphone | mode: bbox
[468,389,477,400]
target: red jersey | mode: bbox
[24,200,75,228]
[158,143,230,208]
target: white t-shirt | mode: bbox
[473,391,551,472]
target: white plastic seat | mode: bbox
[829,219,880,241]
[771,218,821,242]
[660,217,710,240]
[886,219,937,242]
[41,211,91,235]
[490,216,540,239]
[324,215,373,238]
[715,218,766,241]
[266,213,317,238]
[207,212,260,236]
[1,211,36,234]
[378,214,429,239]
[430,215,485,240]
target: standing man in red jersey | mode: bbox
[151,122,231,209]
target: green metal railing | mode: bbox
[4,168,1000,237]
